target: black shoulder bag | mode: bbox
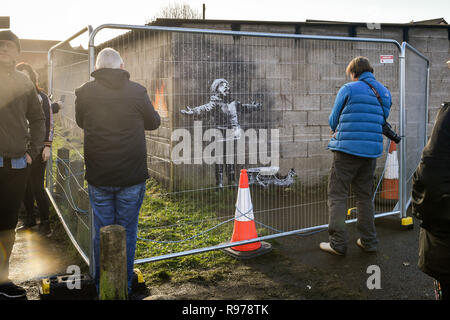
[360,80,401,144]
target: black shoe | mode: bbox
[16,218,37,231]
[38,221,52,237]
[0,281,27,300]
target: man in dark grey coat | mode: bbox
[75,48,160,297]
[412,92,450,299]
[0,30,45,300]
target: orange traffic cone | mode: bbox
[381,141,399,200]
[222,169,272,259]
[230,169,261,251]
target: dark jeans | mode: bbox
[88,182,146,295]
[23,155,49,222]
[0,159,28,282]
[327,151,378,254]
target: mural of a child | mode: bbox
[180,78,262,188]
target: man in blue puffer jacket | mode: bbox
[320,56,392,256]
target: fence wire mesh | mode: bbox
[47,45,91,263]
[47,26,427,265]
[403,45,429,206]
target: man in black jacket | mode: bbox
[0,30,45,300]
[75,48,160,296]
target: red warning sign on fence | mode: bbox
[380,55,394,63]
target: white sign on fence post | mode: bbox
[380,55,394,64]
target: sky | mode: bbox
[1,0,449,42]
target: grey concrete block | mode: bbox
[307,140,330,157]
[280,141,308,158]
[428,38,449,53]
[293,94,321,111]
[306,48,336,65]
[319,64,345,81]
[294,125,321,143]
[301,25,349,36]
[280,111,308,126]
[240,24,294,34]
[306,80,338,95]
[272,92,294,111]
[408,37,429,52]
[295,64,321,81]
[281,46,306,64]
[279,126,294,142]
[409,27,449,39]
[307,110,331,126]
[321,94,337,111]
[431,52,450,67]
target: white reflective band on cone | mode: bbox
[234,188,255,222]
[385,150,399,179]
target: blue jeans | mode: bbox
[88,182,146,295]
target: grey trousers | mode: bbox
[327,151,378,254]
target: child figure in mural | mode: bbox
[180,78,262,188]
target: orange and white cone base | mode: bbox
[381,141,399,200]
[230,169,262,252]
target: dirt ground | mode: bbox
[9,221,83,300]
[10,214,435,301]
[144,216,435,300]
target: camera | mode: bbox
[382,122,401,144]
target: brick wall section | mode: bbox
[182,22,447,186]
[164,23,407,185]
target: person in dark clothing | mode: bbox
[15,62,61,237]
[320,56,392,256]
[75,48,160,296]
[412,99,450,300]
[0,30,46,300]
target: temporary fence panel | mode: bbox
[46,27,93,266]
[47,24,428,267]
[401,43,429,211]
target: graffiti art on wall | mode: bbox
[152,82,168,118]
[180,78,263,188]
[247,167,296,188]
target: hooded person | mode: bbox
[75,47,160,297]
[412,99,450,300]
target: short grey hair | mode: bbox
[95,48,123,70]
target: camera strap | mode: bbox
[359,79,386,122]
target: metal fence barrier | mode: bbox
[401,42,429,213]
[46,24,429,272]
[46,26,93,270]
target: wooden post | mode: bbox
[56,148,70,200]
[99,225,128,300]
[69,159,84,207]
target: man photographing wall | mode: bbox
[75,47,160,297]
